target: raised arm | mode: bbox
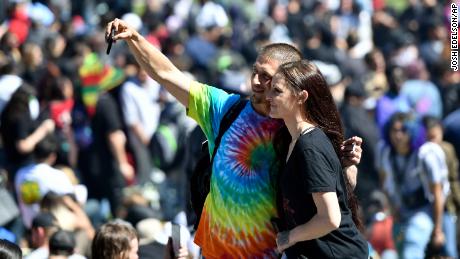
[106,18,191,107]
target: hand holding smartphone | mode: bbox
[106,27,115,55]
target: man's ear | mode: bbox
[298,90,308,104]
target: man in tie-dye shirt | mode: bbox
[106,19,363,258]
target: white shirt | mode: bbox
[15,163,75,228]
[25,247,86,259]
[379,141,449,213]
[0,74,22,115]
[120,79,161,141]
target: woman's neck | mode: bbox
[284,115,315,142]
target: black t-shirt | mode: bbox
[279,128,368,259]
[1,115,35,171]
[90,92,124,186]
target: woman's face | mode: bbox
[266,73,299,119]
[389,120,410,153]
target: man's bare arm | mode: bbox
[107,19,191,107]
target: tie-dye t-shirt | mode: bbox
[187,82,283,258]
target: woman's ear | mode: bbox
[298,90,308,104]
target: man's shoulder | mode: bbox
[16,164,64,183]
[419,141,445,158]
[25,247,48,259]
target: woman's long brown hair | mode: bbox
[275,60,363,232]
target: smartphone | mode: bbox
[106,27,115,55]
[171,223,181,255]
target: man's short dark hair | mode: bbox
[32,212,58,229]
[49,230,76,256]
[33,134,58,161]
[0,239,22,259]
[422,115,442,130]
[259,43,302,65]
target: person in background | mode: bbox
[25,212,59,259]
[422,115,459,259]
[48,229,86,259]
[378,112,449,259]
[15,134,75,229]
[79,53,134,218]
[0,84,55,183]
[91,221,139,259]
[119,55,161,184]
[0,238,22,259]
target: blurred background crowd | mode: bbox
[0,0,458,258]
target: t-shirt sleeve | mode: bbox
[419,143,448,184]
[51,170,75,195]
[120,83,138,126]
[299,147,337,193]
[99,96,122,134]
[16,117,32,141]
[186,81,239,151]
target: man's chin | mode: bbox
[251,93,267,104]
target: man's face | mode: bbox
[251,57,280,104]
[426,125,443,144]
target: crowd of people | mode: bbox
[0,0,459,258]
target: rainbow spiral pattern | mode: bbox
[188,82,283,258]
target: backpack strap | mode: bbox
[210,97,248,163]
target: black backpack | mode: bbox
[190,97,247,229]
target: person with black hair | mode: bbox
[423,115,459,258]
[378,112,449,259]
[0,84,55,182]
[26,212,59,259]
[0,238,22,259]
[49,229,86,259]
[14,134,74,229]
[266,60,368,258]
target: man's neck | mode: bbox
[250,96,270,116]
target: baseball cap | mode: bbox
[31,212,57,228]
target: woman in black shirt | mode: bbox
[267,60,368,258]
[1,85,55,180]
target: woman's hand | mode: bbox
[276,230,293,253]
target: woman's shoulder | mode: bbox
[296,128,339,160]
[297,128,330,148]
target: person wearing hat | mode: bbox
[79,53,134,218]
[48,230,86,259]
[25,212,59,259]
